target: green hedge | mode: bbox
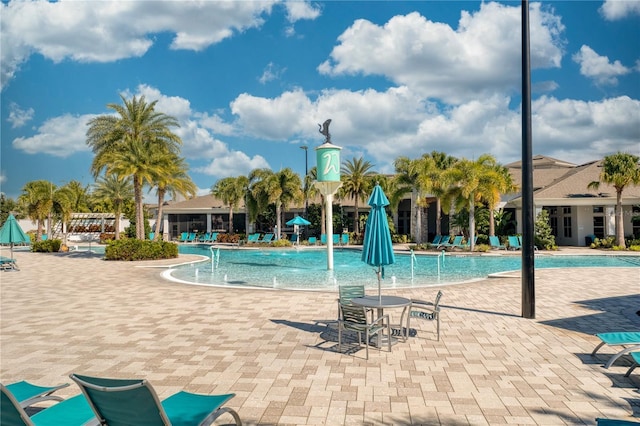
[31,239,62,253]
[105,239,179,261]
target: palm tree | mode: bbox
[63,180,91,213]
[443,154,500,251]
[393,155,435,243]
[152,154,196,240]
[86,95,182,240]
[588,152,640,248]
[18,180,51,241]
[211,175,248,234]
[429,151,458,237]
[480,164,517,237]
[340,157,375,235]
[250,168,302,239]
[92,174,134,240]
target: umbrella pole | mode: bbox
[377,266,382,303]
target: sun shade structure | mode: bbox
[361,184,396,302]
[0,214,30,262]
[286,216,311,226]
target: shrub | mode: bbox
[591,236,616,249]
[105,239,178,261]
[271,239,291,247]
[32,239,62,253]
[535,210,557,250]
[474,244,490,252]
[217,233,240,244]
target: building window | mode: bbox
[632,205,640,238]
[593,206,605,238]
[563,216,572,238]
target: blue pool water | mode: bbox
[166,246,640,290]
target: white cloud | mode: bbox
[228,87,640,169]
[600,0,640,20]
[572,45,631,85]
[318,2,565,104]
[284,0,321,22]
[259,62,286,84]
[0,0,277,90]
[12,114,94,157]
[7,103,35,128]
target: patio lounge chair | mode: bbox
[208,232,219,243]
[247,233,261,243]
[591,331,640,368]
[320,234,327,245]
[430,235,442,246]
[258,233,274,243]
[333,234,340,244]
[404,290,443,341]
[438,235,463,249]
[508,235,522,250]
[4,380,70,409]
[308,236,317,245]
[1,256,19,271]
[341,233,349,245]
[338,303,391,360]
[69,373,242,426]
[178,232,189,242]
[1,383,98,426]
[596,418,640,425]
[489,236,507,250]
[624,351,640,378]
[198,232,212,242]
[185,232,197,243]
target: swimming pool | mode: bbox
[166,246,640,290]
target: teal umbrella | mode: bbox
[0,214,31,260]
[361,184,396,301]
[286,216,311,226]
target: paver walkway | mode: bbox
[1,249,638,425]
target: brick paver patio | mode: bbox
[1,248,638,425]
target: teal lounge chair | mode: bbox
[198,232,212,242]
[320,234,327,245]
[591,331,640,369]
[430,235,442,246]
[507,235,521,250]
[308,236,317,245]
[435,235,451,249]
[596,418,640,425]
[185,232,197,243]
[247,233,261,243]
[178,232,189,242]
[624,351,640,378]
[438,235,463,249]
[70,373,241,426]
[341,234,349,245]
[208,232,219,243]
[1,383,98,426]
[333,234,340,244]
[259,233,274,243]
[4,381,70,409]
[1,256,19,271]
[489,236,506,250]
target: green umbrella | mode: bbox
[0,214,31,260]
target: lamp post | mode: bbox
[300,145,309,218]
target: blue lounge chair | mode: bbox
[596,418,640,425]
[308,237,317,245]
[70,373,241,426]
[624,351,640,378]
[4,381,69,409]
[333,234,340,244]
[1,256,19,271]
[320,234,327,245]
[438,236,462,249]
[341,234,349,245]
[489,236,506,250]
[435,235,451,249]
[208,232,219,243]
[430,235,442,246]
[178,232,189,242]
[198,232,212,242]
[591,331,640,369]
[507,235,521,250]
[458,236,478,250]
[259,233,274,243]
[247,233,261,243]
[290,234,299,244]
[1,383,98,426]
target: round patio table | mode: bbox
[350,295,411,344]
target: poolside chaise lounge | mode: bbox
[429,235,443,246]
[591,331,640,369]
[1,383,98,426]
[70,373,242,426]
[508,235,522,250]
[198,232,212,242]
[258,233,274,243]
[489,236,507,250]
[1,256,19,271]
[4,381,70,409]
[624,352,640,378]
[246,233,261,243]
[438,235,463,249]
[596,418,640,425]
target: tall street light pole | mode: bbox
[300,145,309,218]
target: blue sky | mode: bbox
[1,0,639,200]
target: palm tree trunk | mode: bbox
[114,211,121,240]
[228,207,234,233]
[616,190,625,248]
[435,198,442,236]
[468,198,476,251]
[489,207,495,237]
[134,175,144,240]
[276,202,282,240]
[155,189,166,241]
[354,200,360,235]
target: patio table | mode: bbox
[351,295,411,344]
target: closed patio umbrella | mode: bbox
[361,184,396,302]
[0,214,31,260]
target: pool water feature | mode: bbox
[167,246,640,290]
